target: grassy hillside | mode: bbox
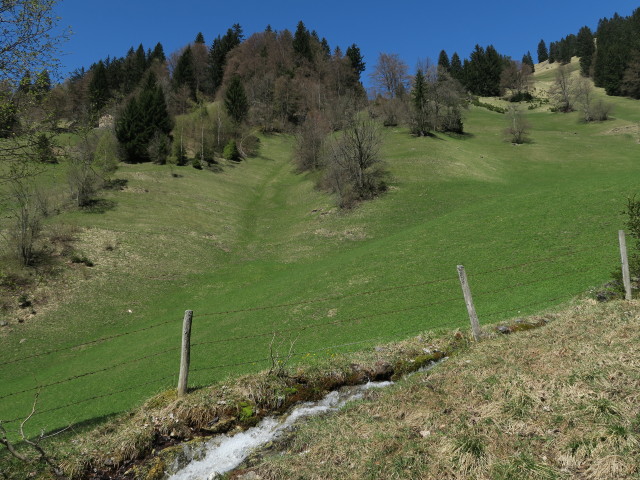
[245,299,640,479]
[0,68,638,441]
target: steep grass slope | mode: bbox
[0,72,638,440]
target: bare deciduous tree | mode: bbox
[500,61,533,100]
[293,110,330,172]
[323,119,387,208]
[549,65,575,112]
[370,53,410,99]
[504,105,531,144]
[2,180,45,266]
[574,77,613,122]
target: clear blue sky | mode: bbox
[55,0,638,85]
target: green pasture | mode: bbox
[0,81,638,440]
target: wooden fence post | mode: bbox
[619,230,633,301]
[457,265,482,341]
[177,310,193,397]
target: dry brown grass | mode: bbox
[245,300,640,479]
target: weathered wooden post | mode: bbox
[619,230,633,301]
[457,265,482,341]
[177,310,193,397]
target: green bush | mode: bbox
[223,139,241,161]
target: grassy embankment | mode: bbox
[244,299,640,480]
[0,59,638,442]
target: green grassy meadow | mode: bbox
[1,68,639,439]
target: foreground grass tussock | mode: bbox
[243,299,640,479]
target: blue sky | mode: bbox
[56,0,637,86]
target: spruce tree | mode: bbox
[150,42,166,63]
[293,20,313,63]
[116,73,172,163]
[224,76,248,125]
[346,44,365,79]
[89,61,110,113]
[208,24,243,93]
[537,39,548,63]
[321,38,331,57]
[411,69,429,136]
[195,32,205,44]
[438,50,450,72]
[548,42,558,63]
[522,52,535,72]
[450,52,463,82]
[173,46,197,100]
[576,26,595,76]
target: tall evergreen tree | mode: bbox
[173,46,197,100]
[450,52,463,82]
[89,60,110,113]
[346,44,365,80]
[576,26,595,76]
[320,38,331,57]
[195,32,205,44]
[208,24,243,94]
[293,20,313,63]
[537,39,549,63]
[224,76,248,125]
[548,41,558,64]
[411,68,429,136]
[522,51,535,72]
[150,42,166,63]
[438,50,450,72]
[116,72,172,163]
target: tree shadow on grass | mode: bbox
[81,199,117,214]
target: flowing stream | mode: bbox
[167,381,394,480]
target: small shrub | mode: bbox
[70,254,94,267]
[191,158,202,170]
[508,91,534,103]
[223,139,241,161]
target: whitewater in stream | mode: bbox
[168,381,394,480]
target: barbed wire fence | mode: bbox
[0,233,631,435]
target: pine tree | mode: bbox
[293,20,313,63]
[450,52,463,82]
[116,73,172,163]
[115,96,143,162]
[522,51,535,72]
[89,61,110,113]
[346,44,365,80]
[411,69,429,136]
[224,76,248,125]
[208,24,243,93]
[173,46,197,100]
[320,38,331,57]
[150,42,166,63]
[537,39,548,63]
[438,50,450,72]
[548,42,558,64]
[576,26,595,76]
[195,32,205,44]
